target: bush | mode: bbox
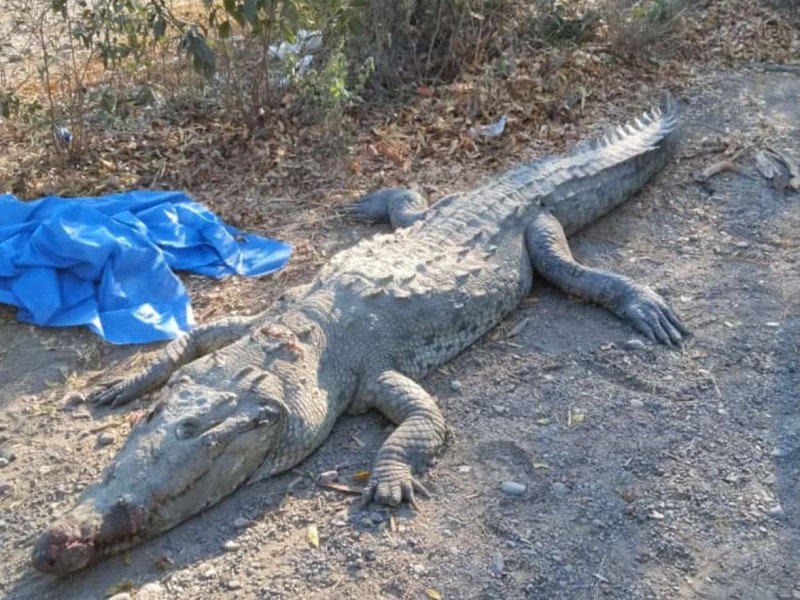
[600,0,688,57]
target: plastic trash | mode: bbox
[468,115,507,138]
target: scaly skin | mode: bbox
[32,101,688,575]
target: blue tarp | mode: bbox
[0,191,292,344]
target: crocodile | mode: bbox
[32,100,688,575]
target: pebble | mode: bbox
[0,458,8,469]
[317,470,338,485]
[107,594,132,600]
[552,482,569,497]
[450,380,463,392]
[500,481,526,496]
[233,517,252,529]
[97,432,116,447]
[222,540,241,551]
[412,564,426,575]
[768,505,787,520]
[491,552,505,576]
[650,510,665,521]
[629,398,645,408]
[625,338,646,350]
[226,579,242,590]
[201,567,217,580]
[135,582,166,600]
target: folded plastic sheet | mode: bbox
[0,191,292,344]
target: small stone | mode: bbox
[107,594,132,600]
[135,582,166,600]
[491,552,505,576]
[500,481,526,496]
[412,564,426,575]
[222,540,241,551]
[0,458,8,469]
[650,511,665,521]
[233,517,252,529]
[97,432,116,447]
[450,380,463,392]
[552,482,569,497]
[201,567,217,580]
[61,391,85,408]
[457,465,472,473]
[768,505,787,520]
[317,470,338,485]
[629,398,645,408]
[766,322,781,328]
[625,338,646,350]
[226,579,242,590]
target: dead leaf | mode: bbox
[306,523,319,548]
[352,470,371,482]
[426,590,443,600]
[105,579,135,597]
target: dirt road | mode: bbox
[1,68,799,600]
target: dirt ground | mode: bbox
[1,67,800,600]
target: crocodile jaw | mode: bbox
[32,383,288,575]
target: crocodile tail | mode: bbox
[536,98,680,234]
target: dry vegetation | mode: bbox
[0,0,797,284]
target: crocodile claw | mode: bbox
[86,379,137,407]
[360,464,431,510]
[619,285,689,347]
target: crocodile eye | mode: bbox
[175,418,201,439]
[255,404,281,426]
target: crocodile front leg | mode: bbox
[525,210,688,346]
[87,316,258,407]
[355,370,447,507]
[341,188,430,229]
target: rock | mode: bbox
[0,458,8,469]
[317,470,338,485]
[97,431,116,447]
[107,594,132,600]
[412,564,426,575]
[135,582,166,600]
[650,511,665,521]
[625,339,646,350]
[226,579,243,590]
[201,567,218,580]
[552,482,569,497]
[491,552,505,576]
[222,540,241,551]
[500,481,526,496]
[450,380,463,392]
[233,517,252,529]
[629,398,645,408]
[768,504,787,520]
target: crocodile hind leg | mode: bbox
[87,316,257,407]
[354,370,447,507]
[341,188,430,229]
[525,210,688,346]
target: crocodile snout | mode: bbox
[32,498,148,575]
[32,521,97,575]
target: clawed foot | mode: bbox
[85,379,138,408]
[618,285,689,346]
[360,463,431,510]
